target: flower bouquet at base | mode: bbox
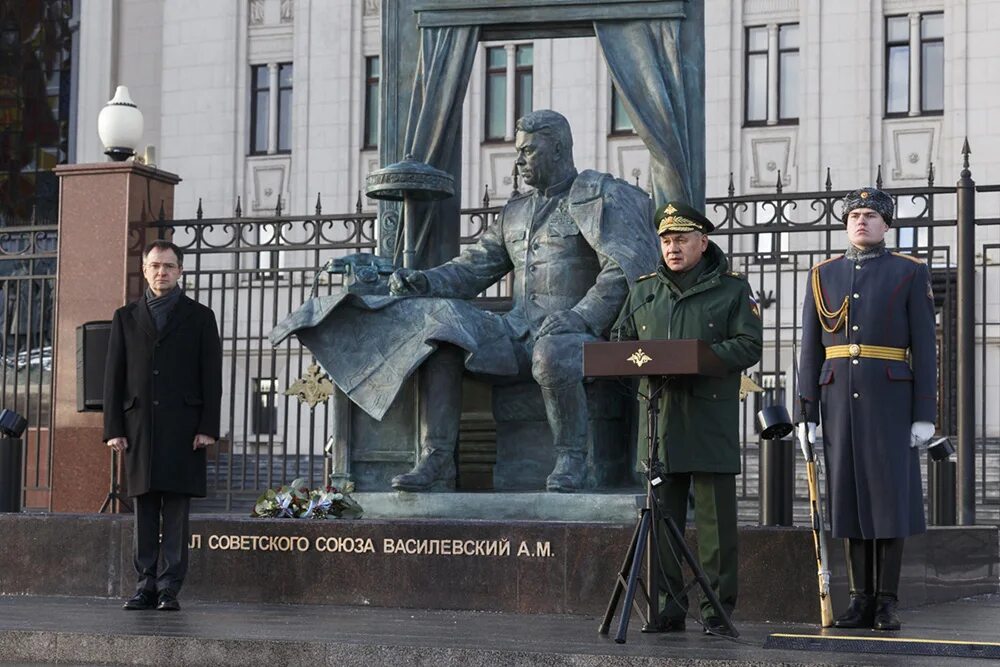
[251,477,363,519]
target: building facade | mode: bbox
[54,0,1000,491]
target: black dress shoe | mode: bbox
[641,617,686,633]
[156,590,181,611]
[873,595,900,631]
[122,590,157,610]
[833,594,875,628]
[703,616,737,637]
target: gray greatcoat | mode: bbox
[103,295,223,498]
[798,252,937,539]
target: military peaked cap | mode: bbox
[655,201,715,235]
[841,187,894,226]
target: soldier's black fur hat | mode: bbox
[841,187,894,226]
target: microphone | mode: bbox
[613,293,655,341]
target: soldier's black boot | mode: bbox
[873,538,904,631]
[834,538,876,628]
[541,383,589,493]
[391,346,461,492]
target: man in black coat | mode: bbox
[103,240,222,611]
[797,187,937,631]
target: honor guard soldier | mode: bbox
[797,187,937,631]
[614,202,762,636]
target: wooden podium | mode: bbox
[584,338,738,642]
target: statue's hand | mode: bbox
[536,309,589,338]
[388,269,429,296]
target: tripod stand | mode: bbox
[98,448,132,513]
[598,375,738,643]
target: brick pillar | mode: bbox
[48,163,180,512]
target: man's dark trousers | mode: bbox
[653,472,738,621]
[133,491,190,595]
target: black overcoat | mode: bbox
[102,294,222,497]
[798,252,937,539]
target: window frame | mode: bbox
[609,83,635,136]
[884,14,912,118]
[275,62,293,154]
[776,23,799,124]
[362,55,380,150]
[744,25,769,127]
[919,12,944,116]
[513,44,533,124]
[483,45,508,142]
[249,64,270,156]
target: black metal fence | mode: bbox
[142,161,1000,525]
[1,221,57,510]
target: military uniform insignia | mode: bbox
[665,204,678,215]
[637,272,657,281]
[860,191,870,199]
[749,290,761,319]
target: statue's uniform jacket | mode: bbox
[615,242,763,473]
[798,252,937,539]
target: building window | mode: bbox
[610,84,634,134]
[277,63,293,152]
[484,43,534,142]
[249,61,293,155]
[514,44,533,122]
[778,24,799,121]
[745,23,799,126]
[886,12,943,117]
[484,46,508,141]
[251,378,277,436]
[363,56,380,149]
[249,65,270,155]
[753,203,789,257]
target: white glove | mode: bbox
[797,422,817,444]
[910,421,935,448]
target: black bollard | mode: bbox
[0,437,23,513]
[928,457,957,526]
[759,438,794,526]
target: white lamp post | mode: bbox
[97,85,144,161]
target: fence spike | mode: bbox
[825,167,832,192]
[875,164,883,189]
[927,162,935,187]
[355,190,363,214]
[235,196,242,218]
[775,170,783,195]
[196,198,203,219]
[315,192,323,216]
[158,199,166,221]
[30,203,37,225]
[482,184,490,208]
[275,194,283,216]
[511,162,520,195]
[962,137,971,170]
[727,172,735,197]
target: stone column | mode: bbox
[48,162,180,513]
[766,23,779,126]
[908,12,921,116]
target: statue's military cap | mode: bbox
[841,187,894,226]
[655,201,715,235]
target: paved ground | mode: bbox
[0,593,998,666]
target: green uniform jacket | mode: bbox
[614,242,763,474]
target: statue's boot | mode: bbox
[873,538,904,631]
[834,538,876,628]
[541,382,589,493]
[391,346,462,492]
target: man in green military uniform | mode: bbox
[614,202,762,636]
